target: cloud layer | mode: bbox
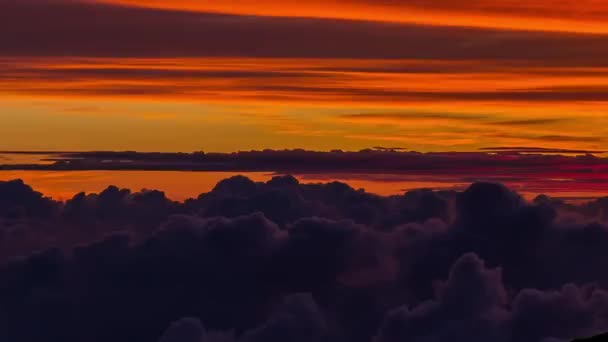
[1,176,608,341]
[4,149,608,199]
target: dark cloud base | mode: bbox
[1,176,608,342]
[2,149,607,174]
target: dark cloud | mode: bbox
[3,149,608,174]
[0,179,57,219]
[537,135,604,143]
[377,253,608,342]
[5,150,608,207]
[340,112,488,122]
[158,318,211,342]
[480,147,607,154]
[2,0,608,63]
[493,118,570,126]
[240,293,326,342]
[342,114,569,127]
[347,0,608,21]
[0,176,608,341]
[376,253,510,342]
[573,332,608,341]
[196,84,608,103]
[486,133,605,144]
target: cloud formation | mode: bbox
[96,0,608,34]
[1,176,608,341]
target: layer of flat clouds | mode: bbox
[1,0,608,61]
[3,58,608,107]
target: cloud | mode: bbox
[4,150,608,200]
[487,133,605,144]
[480,147,606,154]
[339,112,489,124]
[376,254,608,342]
[1,176,608,341]
[4,57,608,108]
[375,253,510,342]
[339,113,571,130]
[158,318,211,342]
[0,179,58,218]
[3,0,608,62]
[94,0,608,35]
[240,293,326,342]
[157,293,325,342]
[493,119,571,127]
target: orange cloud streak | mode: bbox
[2,57,608,153]
[4,57,608,106]
[95,0,608,34]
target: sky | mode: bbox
[4,2,608,341]
[2,0,608,152]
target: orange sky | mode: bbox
[1,168,606,202]
[1,0,608,153]
[0,170,466,200]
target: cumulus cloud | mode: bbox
[0,176,607,341]
[376,254,608,342]
[0,179,57,218]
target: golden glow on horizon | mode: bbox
[0,171,271,201]
[0,171,604,203]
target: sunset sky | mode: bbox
[2,0,608,153]
[5,4,608,340]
